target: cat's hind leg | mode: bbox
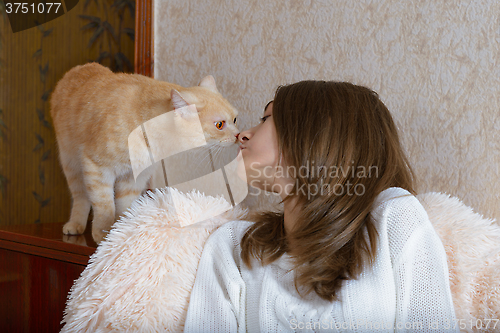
[114,171,151,222]
[60,148,92,235]
[81,154,116,243]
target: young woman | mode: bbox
[184,81,458,332]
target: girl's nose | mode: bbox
[238,130,251,143]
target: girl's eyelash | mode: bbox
[260,115,270,123]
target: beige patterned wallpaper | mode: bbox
[153,0,500,222]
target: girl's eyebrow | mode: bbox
[263,100,273,114]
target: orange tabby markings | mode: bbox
[50,62,240,243]
[115,188,140,198]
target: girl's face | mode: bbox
[237,102,293,196]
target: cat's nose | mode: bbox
[235,133,240,140]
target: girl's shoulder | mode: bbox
[370,187,431,237]
[204,220,255,250]
[370,187,435,259]
[371,187,428,223]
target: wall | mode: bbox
[154,0,500,221]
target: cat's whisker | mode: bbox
[197,154,212,168]
[210,145,224,161]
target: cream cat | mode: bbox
[50,63,240,243]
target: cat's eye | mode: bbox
[215,120,225,130]
[233,118,237,124]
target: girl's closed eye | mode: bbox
[260,115,270,123]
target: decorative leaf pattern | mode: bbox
[0,109,6,140]
[81,21,99,31]
[33,191,44,204]
[88,25,105,48]
[111,0,135,19]
[39,62,49,83]
[115,52,132,72]
[42,29,53,37]
[96,51,111,63]
[102,21,118,42]
[39,165,45,185]
[41,90,51,101]
[33,133,44,152]
[80,0,134,72]
[41,149,51,162]
[123,27,134,41]
[33,49,42,58]
[28,22,57,222]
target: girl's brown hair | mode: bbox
[240,81,416,302]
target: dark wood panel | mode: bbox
[0,239,91,266]
[135,0,154,77]
[0,249,86,333]
[0,222,96,331]
[0,222,97,258]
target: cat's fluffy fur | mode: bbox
[50,63,239,243]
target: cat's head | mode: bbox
[170,76,239,147]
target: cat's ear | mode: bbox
[174,104,198,119]
[198,75,219,93]
[171,89,190,110]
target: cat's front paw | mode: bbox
[63,221,86,235]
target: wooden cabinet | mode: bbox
[0,223,96,333]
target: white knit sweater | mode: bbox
[184,187,459,332]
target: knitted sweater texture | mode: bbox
[184,187,458,332]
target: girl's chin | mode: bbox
[236,150,244,161]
